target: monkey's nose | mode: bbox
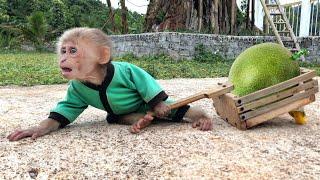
[60,58,67,63]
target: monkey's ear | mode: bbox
[99,47,111,64]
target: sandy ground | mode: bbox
[1,77,320,179]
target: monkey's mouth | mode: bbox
[61,67,72,72]
[60,67,73,76]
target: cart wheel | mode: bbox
[289,111,307,125]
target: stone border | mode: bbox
[109,32,320,62]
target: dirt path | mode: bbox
[1,78,319,179]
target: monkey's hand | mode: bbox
[7,118,60,141]
[153,101,170,118]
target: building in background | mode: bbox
[245,0,320,36]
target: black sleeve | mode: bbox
[172,105,190,122]
[48,112,71,128]
[147,91,169,109]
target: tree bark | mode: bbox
[106,0,116,32]
[230,0,236,34]
[120,0,128,34]
[198,0,203,32]
[144,0,239,35]
[214,0,219,33]
[251,0,255,31]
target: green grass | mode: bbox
[119,53,232,79]
[0,51,319,86]
[0,52,67,86]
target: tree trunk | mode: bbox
[219,0,224,32]
[120,0,128,34]
[198,0,203,32]
[214,0,219,33]
[230,0,236,34]
[251,0,255,31]
[104,0,116,32]
[246,0,250,29]
[144,0,239,34]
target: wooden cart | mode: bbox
[168,68,318,130]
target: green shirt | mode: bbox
[49,62,189,128]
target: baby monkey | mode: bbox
[7,27,212,141]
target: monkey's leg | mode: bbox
[118,113,154,133]
[117,113,145,125]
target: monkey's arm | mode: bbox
[49,81,88,128]
[7,118,60,141]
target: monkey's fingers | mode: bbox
[200,120,208,131]
[199,120,206,131]
[7,130,19,139]
[10,131,33,141]
[7,130,25,141]
[201,119,213,131]
[130,124,141,134]
[192,121,200,128]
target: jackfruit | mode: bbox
[229,43,300,97]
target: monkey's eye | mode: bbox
[60,47,66,54]
[70,47,77,54]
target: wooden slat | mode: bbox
[169,92,207,109]
[206,82,233,98]
[168,82,233,110]
[213,94,246,130]
[270,12,282,15]
[278,31,290,33]
[274,22,287,24]
[245,96,315,128]
[234,68,316,106]
[237,79,318,113]
[239,87,318,121]
[148,82,232,117]
[266,4,279,8]
[300,67,312,74]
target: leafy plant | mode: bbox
[0,24,23,49]
[194,44,224,63]
[291,49,309,61]
[22,11,48,51]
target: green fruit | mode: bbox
[229,43,300,97]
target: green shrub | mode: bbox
[22,11,48,51]
[0,24,23,49]
[194,44,224,63]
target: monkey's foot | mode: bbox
[192,118,213,131]
[289,111,307,125]
[130,114,154,133]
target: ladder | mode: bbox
[260,0,305,61]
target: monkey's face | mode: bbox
[58,40,104,80]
